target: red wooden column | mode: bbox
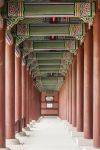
[31,76,33,121]
[5,32,15,139]
[76,44,84,132]
[30,74,33,121]
[69,66,72,124]
[26,68,29,124]
[66,75,68,121]
[31,80,33,120]
[68,69,70,122]
[93,11,100,148]
[22,61,26,127]
[15,53,22,132]
[32,84,35,120]
[0,17,5,148]
[33,87,41,121]
[68,71,70,122]
[33,87,36,120]
[72,58,77,127]
[84,27,93,139]
[63,81,67,120]
[67,73,69,122]
[28,73,30,122]
[29,72,32,122]
[35,89,41,120]
[0,0,4,7]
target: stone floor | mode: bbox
[7,116,81,150]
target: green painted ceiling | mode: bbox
[1,0,96,92]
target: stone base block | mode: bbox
[38,117,43,122]
[27,123,37,128]
[74,137,93,146]
[57,117,61,121]
[67,125,76,132]
[0,148,11,150]
[32,119,36,122]
[22,127,30,132]
[22,127,33,136]
[6,139,20,145]
[66,122,71,126]
[16,131,26,138]
[37,119,40,123]
[80,146,100,150]
[62,120,68,124]
[28,124,34,128]
[30,121,36,125]
[27,124,30,127]
[5,145,23,150]
[70,130,83,137]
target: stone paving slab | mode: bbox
[6,117,81,150]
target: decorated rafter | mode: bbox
[2,0,96,92]
[17,23,85,40]
[7,2,95,19]
[8,0,24,18]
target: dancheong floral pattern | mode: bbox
[8,2,18,17]
[75,3,91,17]
[8,1,24,17]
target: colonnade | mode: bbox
[0,1,100,149]
[0,17,41,149]
[59,10,100,148]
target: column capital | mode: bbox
[5,30,13,45]
[0,15,4,43]
[22,58,26,66]
[15,47,21,58]
[26,66,29,71]
[0,15,3,29]
[73,56,77,64]
[29,70,32,75]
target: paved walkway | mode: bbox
[22,116,80,150]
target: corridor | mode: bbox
[0,1,100,150]
[13,117,80,150]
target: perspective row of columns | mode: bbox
[0,17,41,148]
[59,11,100,148]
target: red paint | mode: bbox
[76,44,84,132]
[0,19,5,148]
[72,58,77,127]
[41,109,58,115]
[59,78,67,120]
[32,85,41,120]
[22,64,26,127]
[0,0,4,8]
[66,74,69,121]
[69,66,72,124]
[15,55,22,132]
[28,73,32,122]
[26,69,29,124]
[41,92,59,116]
[5,37,15,139]
[93,11,100,148]
[84,27,93,139]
